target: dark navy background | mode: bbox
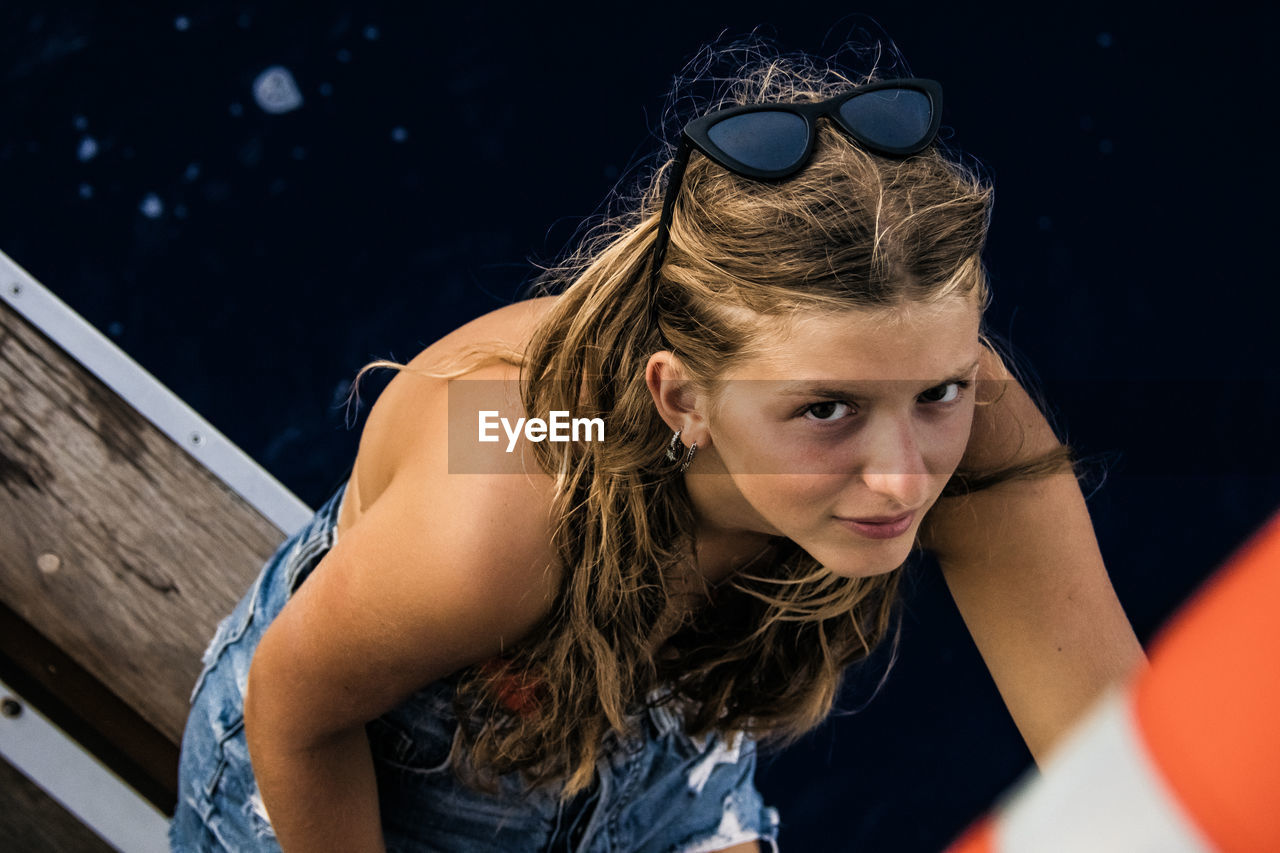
[3,4,1277,850]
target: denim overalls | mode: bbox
[170,480,781,852]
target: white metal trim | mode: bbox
[0,678,170,853]
[995,687,1215,853]
[0,247,313,535]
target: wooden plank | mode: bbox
[0,297,287,744]
[0,250,313,538]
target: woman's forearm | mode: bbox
[928,473,1146,765]
[244,702,386,852]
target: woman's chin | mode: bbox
[805,541,915,579]
[827,559,908,580]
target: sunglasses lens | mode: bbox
[837,88,934,151]
[706,111,809,173]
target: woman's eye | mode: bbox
[803,400,854,422]
[919,381,968,404]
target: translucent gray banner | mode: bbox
[444,377,1280,477]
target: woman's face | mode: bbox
[693,297,982,578]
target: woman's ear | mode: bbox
[645,351,712,445]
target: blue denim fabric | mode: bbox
[170,480,781,852]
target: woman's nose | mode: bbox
[859,415,932,510]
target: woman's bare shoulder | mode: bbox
[344,295,562,526]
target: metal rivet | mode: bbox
[37,553,61,574]
[1,698,21,719]
[190,431,205,447]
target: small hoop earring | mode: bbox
[680,442,698,474]
[665,429,683,463]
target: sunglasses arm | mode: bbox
[650,137,693,285]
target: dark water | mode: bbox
[3,4,1277,850]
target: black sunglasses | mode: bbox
[649,78,943,297]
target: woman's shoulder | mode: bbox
[337,295,567,606]
[343,295,562,527]
[253,398,565,728]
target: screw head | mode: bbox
[1,698,21,719]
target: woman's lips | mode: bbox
[835,512,915,539]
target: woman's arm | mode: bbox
[918,347,1146,766]
[246,368,560,851]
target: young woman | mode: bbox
[170,45,1144,852]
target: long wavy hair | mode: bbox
[348,41,1074,800]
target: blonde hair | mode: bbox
[348,41,1073,800]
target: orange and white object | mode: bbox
[947,508,1280,853]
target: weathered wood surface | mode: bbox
[0,297,289,744]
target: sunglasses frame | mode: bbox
[683,77,944,179]
[650,78,944,302]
